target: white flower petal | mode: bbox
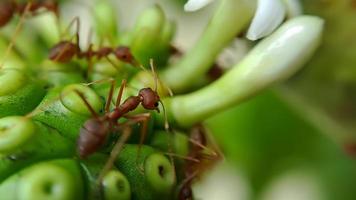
[246,0,286,41]
[282,0,303,18]
[184,0,215,12]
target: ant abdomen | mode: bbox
[0,2,15,27]
[49,41,80,62]
[77,118,111,158]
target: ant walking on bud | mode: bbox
[0,0,59,28]
[48,17,139,73]
[74,59,169,181]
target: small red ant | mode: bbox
[0,0,58,28]
[178,125,221,200]
[48,17,138,70]
[74,60,169,183]
[75,79,162,158]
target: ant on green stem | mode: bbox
[48,17,138,72]
[0,0,59,28]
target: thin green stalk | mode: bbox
[161,0,256,92]
[162,16,324,127]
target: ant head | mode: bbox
[114,46,135,64]
[139,88,160,112]
[0,1,15,27]
[49,41,79,62]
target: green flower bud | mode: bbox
[115,145,176,200]
[161,0,256,92]
[145,153,176,194]
[29,12,60,47]
[102,170,131,200]
[150,130,190,157]
[93,0,119,44]
[32,84,103,140]
[130,5,166,65]
[0,159,84,200]
[0,69,46,117]
[38,61,85,87]
[80,154,128,200]
[0,117,74,182]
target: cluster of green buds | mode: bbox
[0,0,324,199]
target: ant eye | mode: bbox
[154,102,159,107]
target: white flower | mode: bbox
[184,0,215,12]
[184,0,302,41]
[246,0,286,41]
[282,0,303,18]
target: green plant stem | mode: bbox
[160,0,256,93]
[162,16,324,127]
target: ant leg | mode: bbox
[97,126,132,184]
[104,79,116,113]
[122,113,151,163]
[163,152,200,163]
[105,55,122,72]
[115,79,127,107]
[178,170,199,200]
[73,89,99,118]
[0,1,32,68]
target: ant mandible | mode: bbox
[178,125,221,200]
[0,0,58,28]
[48,17,138,69]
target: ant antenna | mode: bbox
[149,59,158,92]
[149,59,170,130]
[60,16,80,43]
[0,1,32,69]
[159,100,170,131]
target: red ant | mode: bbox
[0,0,58,28]
[177,125,221,200]
[48,17,138,70]
[75,79,161,158]
[74,60,169,181]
